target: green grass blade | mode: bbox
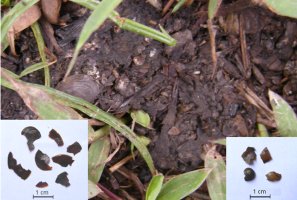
[208,0,222,19]
[156,169,211,200]
[69,0,176,46]
[211,138,226,145]
[31,22,50,86]
[19,62,51,78]
[146,174,164,200]
[172,0,187,13]
[268,90,297,136]
[1,0,39,44]
[88,136,110,183]
[263,0,297,19]
[64,0,122,79]
[205,146,226,200]
[1,68,156,175]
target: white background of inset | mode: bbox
[1,120,88,200]
[227,137,297,200]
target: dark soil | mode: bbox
[1,0,297,199]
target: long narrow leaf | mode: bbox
[268,90,297,136]
[31,22,50,86]
[89,136,110,183]
[19,62,54,78]
[69,0,176,46]
[146,175,164,200]
[64,0,122,79]
[1,68,156,175]
[205,146,226,200]
[157,169,211,200]
[208,0,222,20]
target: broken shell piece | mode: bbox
[49,129,64,146]
[260,147,272,163]
[56,172,70,187]
[52,154,74,167]
[8,152,31,180]
[266,171,282,182]
[21,126,41,151]
[36,182,48,188]
[67,142,82,155]
[241,147,256,165]
[244,168,256,181]
[35,150,52,171]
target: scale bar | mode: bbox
[33,195,54,199]
[250,195,271,199]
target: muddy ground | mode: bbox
[1,0,297,199]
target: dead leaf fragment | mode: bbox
[41,0,62,24]
[8,4,41,56]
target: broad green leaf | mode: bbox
[131,110,151,128]
[268,90,297,136]
[146,174,164,200]
[1,0,39,44]
[208,0,222,19]
[262,0,297,19]
[1,68,156,175]
[89,125,110,144]
[157,169,211,200]
[88,180,102,199]
[88,136,110,183]
[65,0,122,78]
[205,146,226,200]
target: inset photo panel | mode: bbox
[1,120,88,200]
[227,137,297,200]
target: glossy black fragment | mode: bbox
[244,168,256,181]
[36,181,48,188]
[35,150,52,171]
[67,142,82,155]
[241,147,256,165]
[52,154,74,167]
[8,152,31,180]
[49,129,64,146]
[56,172,70,187]
[21,126,41,151]
[266,171,282,182]
[260,147,272,163]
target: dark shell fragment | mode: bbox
[241,147,256,165]
[36,182,48,188]
[244,168,256,181]
[266,171,282,182]
[21,126,41,151]
[260,147,272,163]
[8,152,31,180]
[56,74,100,103]
[35,150,52,171]
[67,142,82,155]
[52,154,74,167]
[56,172,70,187]
[49,129,64,146]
